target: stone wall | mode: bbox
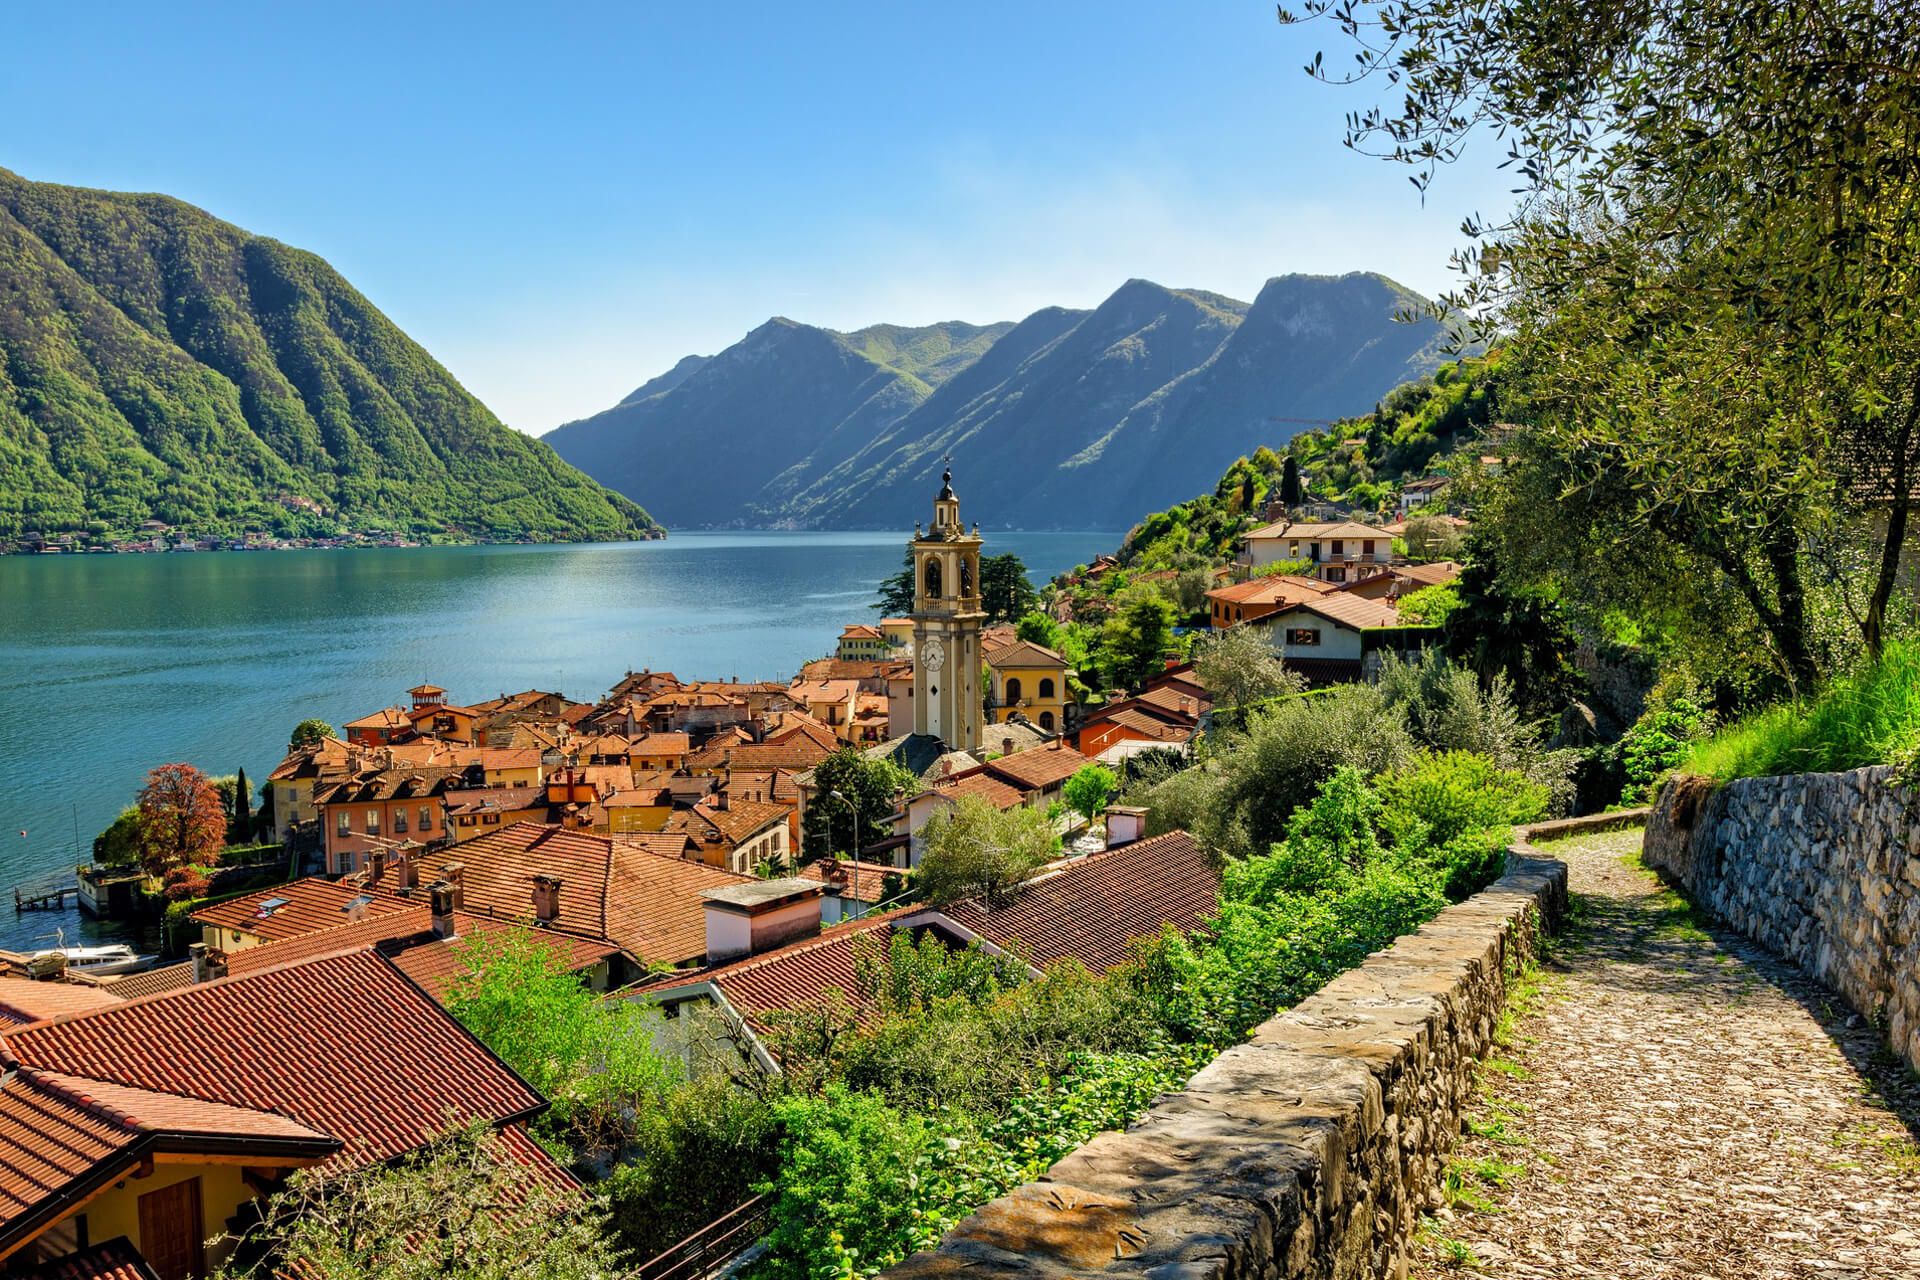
[886,827,1586,1280]
[1644,766,1920,1071]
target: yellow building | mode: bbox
[986,640,1072,734]
[878,617,916,649]
[605,783,674,834]
[836,624,890,661]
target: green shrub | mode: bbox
[1686,641,1920,780]
[1616,696,1711,802]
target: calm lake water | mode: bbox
[0,531,1117,951]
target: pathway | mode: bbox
[1413,827,1920,1279]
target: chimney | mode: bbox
[1105,805,1149,849]
[532,874,562,924]
[429,881,457,939]
[715,790,730,811]
[701,879,824,963]
[442,861,465,909]
[1001,734,1015,756]
[368,848,387,885]
[396,847,418,891]
[190,942,229,983]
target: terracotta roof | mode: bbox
[266,737,352,783]
[797,859,902,904]
[980,624,1020,654]
[788,679,860,703]
[1393,560,1462,587]
[984,640,1068,669]
[0,981,126,1027]
[717,741,834,772]
[605,785,672,807]
[312,766,458,806]
[764,715,841,752]
[982,742,1090,792]
[1095,708,1194,742]
[930,771,1026,811]
[444,786,545,815]
[193,878,414,942]
[342,707,410,732]
[937,831,1218,974]
[644,911,909,1026]
[671,798,790,848]
[15,1236,160,1280]
[1205,574,1337,606]
[615,832,700,860]
[1262,593,1402,630]
[1244,518,1397,542]
[629,732,691,755]
[1133,684,1208,720]
[98,965,195,1001]
[840,624,882,640]
[407,825,753,965]
[472,689,565,715]
[0,951,546,1248]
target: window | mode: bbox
[338,851,356,874]
[1005,677,1023,703]
[1331,539,1344,556]
[365,809,380,835]
[1287,628,1322,646]
[924,557,942,599]
[392,809,408,834]
[1038,711,1056,731]
[1326,567,1347,582]
[1038,677,1055,699]
[336,810,350,837]
[419,806,433,830]
[1362,539,1375,556]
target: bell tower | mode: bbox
[910,467,985,751]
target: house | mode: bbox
[635,830,1218,1071]
[1204,574,1337,628]
[665,795,792,874]
[637,688,751,737]
[382,742,545,788]
[985,641,1071,733]
[797,857,903,924]
[263,736,352,843]
[403,824,757,967]
[1242,592,1403,686]
[762,712,840,754]
[0,949,561,1278]
[1336,560,1463,602]
[785,679,861,739]
[836,624,889,662]
[627,731,691,772]
[891,741,1090,865]
[401,684,485,744]
[604,782,675,834]
[341,705,413,747]
[190,876,415,953]
[443,785,547,841]
[1397,475,1451,518]
[312,767,459,875]
[877,617,915,649]
[1239,519,1400,583]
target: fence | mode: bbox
[634,1197,770,1280]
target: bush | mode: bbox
[1685,642,1920,780]
[1615,695,1712,802]
[1376,751,1548,898]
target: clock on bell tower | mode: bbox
[909,467,985,751]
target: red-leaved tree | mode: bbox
[135,763,226,877]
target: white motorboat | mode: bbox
[28,942,157,977]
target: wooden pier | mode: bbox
[14,879,79,912]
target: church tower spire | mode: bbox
[909,466,985,752]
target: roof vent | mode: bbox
[700,878,824,963]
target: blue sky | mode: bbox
[3,2,1513,432]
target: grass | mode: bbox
[1685,640,1920,780]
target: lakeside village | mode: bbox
[0,469,1479,1280]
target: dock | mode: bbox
[14,878,79,912]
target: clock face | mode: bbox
[923,637,946,672]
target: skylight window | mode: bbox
[342,894,375,912]
[254,896,290,919]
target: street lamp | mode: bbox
[827,789,862,861]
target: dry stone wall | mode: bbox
[1644,766,1920,1071]
[885,826,1591,1280]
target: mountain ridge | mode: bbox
[0,167,658,544]
[547,272,1451,529]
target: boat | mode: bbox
[27,942,157,977]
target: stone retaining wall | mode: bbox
[1644,766,1920,1071]
[887,828,1583,1280]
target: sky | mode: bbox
[2,2,1515,434]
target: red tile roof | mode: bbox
[192,877,415,941]
[15,1236,160,1280]
[935,831,1218,974]
[408,825,754,965]
[982,742,1090,792]
[644,911,908,1027]
[1260,593,1401,630]
[1205,574,1336,606]
[984,640,1068,669]
[0,981,125,1027]
[0,951,547,1250]
[931,771,1026,811]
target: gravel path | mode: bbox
[1412,827,1920,1279]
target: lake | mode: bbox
[0,531,1118,950]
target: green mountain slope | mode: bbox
[0,167,658,543]
[548,274,1450,530]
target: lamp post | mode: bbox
[827,789,862,861]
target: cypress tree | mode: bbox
[230,767,252,845]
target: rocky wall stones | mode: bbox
[1645,767,1920,1072]
[884,835,1579,1280]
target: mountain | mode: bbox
[547,273,1450,529]
[0,168,658,544]
[543,318,1014,528]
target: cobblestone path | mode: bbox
[1412,828,1920,1279]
